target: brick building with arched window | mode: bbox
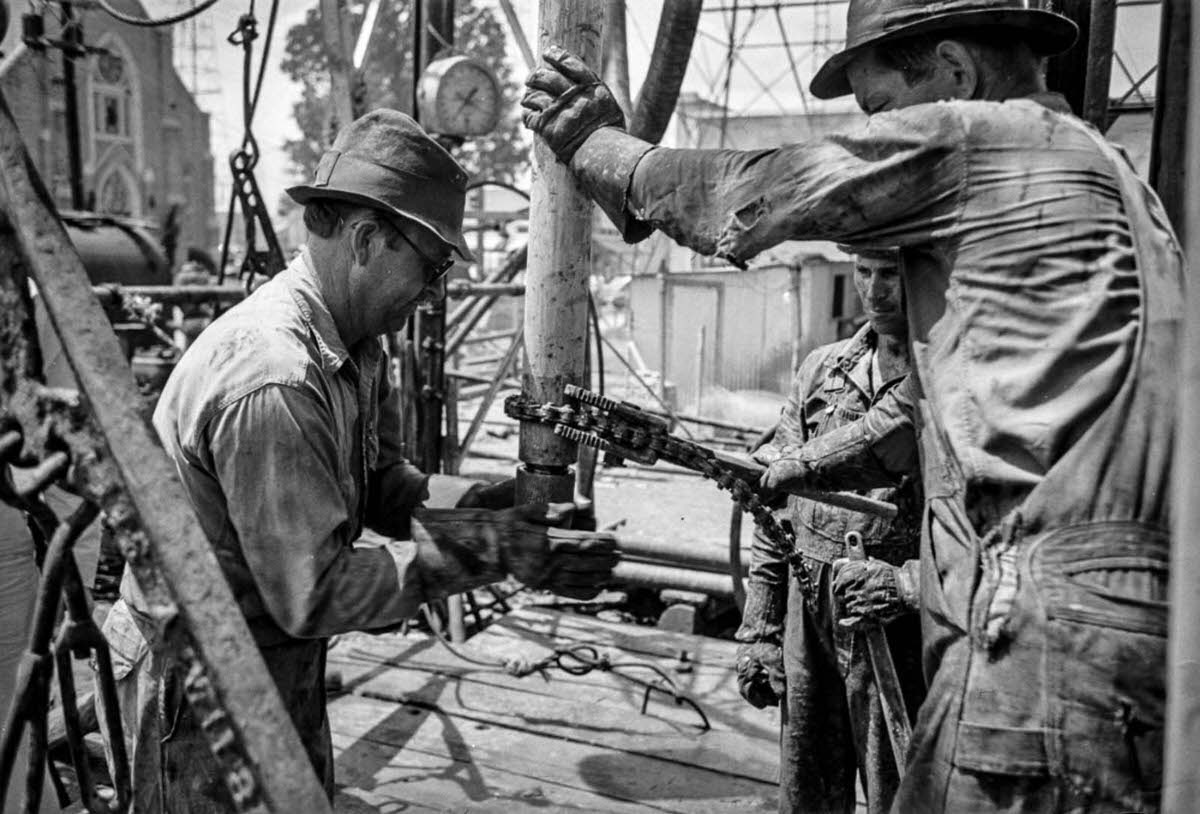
[0,0,215,267]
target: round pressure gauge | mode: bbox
[417,55,502,138]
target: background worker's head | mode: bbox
[851,248,905,337]
[285,109,472,343]
[810,0,1077,112]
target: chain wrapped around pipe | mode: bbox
[506,386,899,605]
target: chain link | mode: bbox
[505,393,818,601]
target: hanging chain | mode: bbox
[219,2,285,290]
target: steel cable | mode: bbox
[94,0,221,28]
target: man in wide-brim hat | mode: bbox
[105,109,618,812]
[522,1,1179,812]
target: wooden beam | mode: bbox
[319,0,358,136]
[517,0,606,505]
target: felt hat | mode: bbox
[287,109,474,261]
[810,0,1078,100]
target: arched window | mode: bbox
[88,33,143,215]
[91,47,134,141]
[95,166,138,216]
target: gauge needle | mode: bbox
[456,87,479,115]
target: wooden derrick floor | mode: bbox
[328,607,781,812]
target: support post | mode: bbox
[1045,0,1117,129]
[517,0,605,505]
[318,0,358,137]
[60,4,84,211]
[1150,0,1190,237]
[412,0,456,476]
[1165,0,1200,806]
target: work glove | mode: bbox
[521,45,626,164]
[761,453,814,494]
[499,503,620,599]
[831,557,919,629]
[455,477,517,510]
[734,641,786,709]
[414,504,619,601]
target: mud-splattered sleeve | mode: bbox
[621,104,966,267]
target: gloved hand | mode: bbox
[831,557,919,629]
[521,45,626,164]
[455,477,517,510]
[735,641,786,709]
[500,503,620,600]
[761,453,813,494]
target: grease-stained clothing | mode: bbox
[581,93,1180,812]
[115,254,486,811]
[737,325,923,814]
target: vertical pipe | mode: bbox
[1165,0,1200,806]
[1150,0,1190,237]
[422,0,456,65]
[1080,0,1117,130]
[517,0,605,506]
[602,0,633,116]
[411,0,424,119]
[60,3,84,211]
[413,0,455,476]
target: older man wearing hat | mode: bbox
[108,109,618,812]
[522,1,1179,812]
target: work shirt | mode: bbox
[769,325,920,565]
[738,325,920,646]
[140,253,432,646]
[584,92,1180,801]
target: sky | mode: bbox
[158,0,1162,218]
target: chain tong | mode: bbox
[505,385,897,601]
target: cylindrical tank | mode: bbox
[60,210,169,286]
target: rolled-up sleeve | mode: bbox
[208,385,425,638]
[623,104,965,266]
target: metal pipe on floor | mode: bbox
[516,0,605,506]
[618,537,749,576]
[610,561,733,598]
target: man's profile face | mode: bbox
[350,217,451,336]
[853,253,905,336]
[846,45,962,114]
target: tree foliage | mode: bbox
[280,0,528,196]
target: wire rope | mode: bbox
[94,0,221,29]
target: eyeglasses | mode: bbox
[393,225,455,285]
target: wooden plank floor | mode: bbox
[329,607,780,812]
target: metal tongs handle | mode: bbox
[787,488,897,520]
[713,451,897,520]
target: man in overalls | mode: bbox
[736,248,925,813]
[521,0,1179,810]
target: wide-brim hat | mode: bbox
[287,109,474,261]
[811,0,1079,100]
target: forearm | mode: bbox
[570,108,963,267]
[798,380,919,488]
[272,509,527,638]
[735,530,789,643]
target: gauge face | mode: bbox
[420,56,502,137]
